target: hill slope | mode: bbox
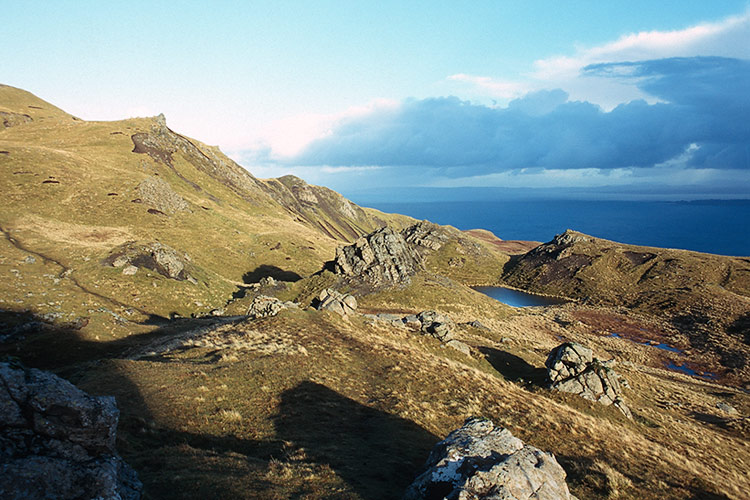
[1,86,748,500]
[502,230,750,382]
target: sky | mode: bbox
[4,1,750,199]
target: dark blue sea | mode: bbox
[360,199,750,257]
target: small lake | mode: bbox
[474,286,568,308]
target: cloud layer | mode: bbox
[288,57,749,176]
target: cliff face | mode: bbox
[503,230,750,375]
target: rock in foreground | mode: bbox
[403,417,574,500]
[546,342,632,418]
[0,362,142,500]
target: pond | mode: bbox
[473,286,569,308]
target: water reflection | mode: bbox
[473,286,568,308]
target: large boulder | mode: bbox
[0,362,142,499]
[334,226,423,286]
[546,342,632,418]
[246,295,298,319]
[104,241,194,281]
[403,417,574,500]
[316,288,358,316]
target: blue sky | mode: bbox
[4,1,750,198]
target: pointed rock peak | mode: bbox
[551,229,591,246]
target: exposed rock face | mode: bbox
[403,417,574,500]
[316,288,358,316]
[105,241,193,281]
[402,221,454,253]
[246,295,298,319]
[1,111,33,128]
[546,342,632,418]
[0,362,142,500]
[334,226,423,286]
[136,175,190,214]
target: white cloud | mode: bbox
[532,11,750,81]
[256,98,400,158]
[448,11,750,109]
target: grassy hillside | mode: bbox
[1,86,748,500]
[502,230,750,385]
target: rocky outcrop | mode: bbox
[315,288,358,316]
[546,342,632,418]
[246,295,298,319]
[104,241,194,281]
[135,175,190,214]
[402,221,455,253]
[0,362,142,499]
[334,226,423,286]
[364,310,471,355]
[403,417,574,500]
[1,111,33,128]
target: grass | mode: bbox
[2,85,748,500]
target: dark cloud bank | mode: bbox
[290,57,750,176]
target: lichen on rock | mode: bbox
[403,417,574,500]
[546,342,632,418]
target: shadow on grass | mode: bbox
[243,265,302,284]
[274,381,438,500]
[479,346,547,386]
[1,309,438,499]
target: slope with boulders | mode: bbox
[502,230,750,383]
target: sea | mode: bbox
[358,199,750,257]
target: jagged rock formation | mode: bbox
[546,342,632,418]
[316,288,358,316]
[334,226,423,286]
[402,220,455,253]
[104,241,195,281]
[135,175,190,214]
[0,362,142,499]
[246,295,298,319]
[403,417,574,500]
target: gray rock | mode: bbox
[246,295,297,319]
[104,241,191,280]
[122,265,138,275]
[418,311,456,342]
[334,226,423,286]
[0,362,142,499]
[403,417,574,500]
[445,339,472,356]
[546,343,632,418]
[716,401,738,415]
[316,288,358,316]
[136,176,190,214]
[401,220,454,252]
